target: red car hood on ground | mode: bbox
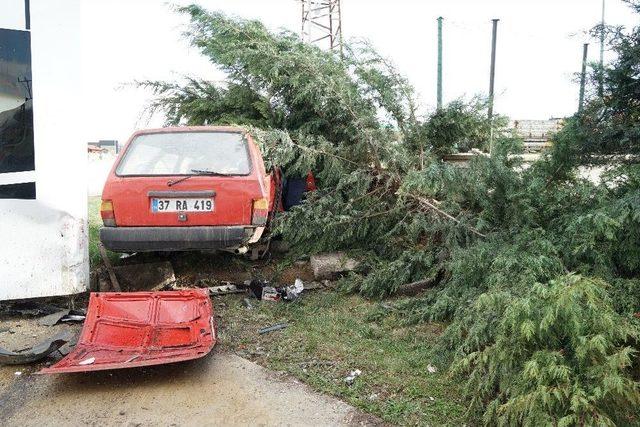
[39,289,216,374]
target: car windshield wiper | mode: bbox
[167,169,231,187]
[190,169,231,176]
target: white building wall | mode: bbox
[0,0,88,300]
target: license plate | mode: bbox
[151,198,214,213]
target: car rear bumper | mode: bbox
[100,226,251,252]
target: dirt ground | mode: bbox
[0,350,382,426]
[0,254,385,427]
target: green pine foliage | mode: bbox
[453,275,638,426]
[141,4,640,424]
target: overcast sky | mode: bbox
[80,0,638,144]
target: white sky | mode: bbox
[79,0,638,144]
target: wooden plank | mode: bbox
[98,242,121,292]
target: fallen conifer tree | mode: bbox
[141,3,640,424]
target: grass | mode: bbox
[216,291,467,425]
[87,195,466,425]
[88,196,120,268]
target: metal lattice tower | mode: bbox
[300,0,343,53]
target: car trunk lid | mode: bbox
[105,176,264,227]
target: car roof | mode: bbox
[130,126,246,137]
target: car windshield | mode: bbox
[116,131,251,176]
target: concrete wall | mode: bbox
[0,0,88,300]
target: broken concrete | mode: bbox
[208,283,246,296]
[310,252,359,280]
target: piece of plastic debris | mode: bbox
[38,308,86,327]
[78,357,95,366]
[242,298,254,309]
[14,371,22,376]
[247,279,269,299]
[261,286,280,301]
[38,309,71,326]
[284,278,305,301]
[60,314,86,323]
[0,331,73,365]
[258,323,288,335]
[429,396,435,401]
[427,364,437,374]
[344,369,362,385]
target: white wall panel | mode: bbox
[0,0,87,300]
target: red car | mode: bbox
[99,126,278,253]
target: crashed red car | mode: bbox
[99,126,278,253]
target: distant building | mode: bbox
[511,118,564,152]
[88,139,119,154]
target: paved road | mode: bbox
[0,352,381,426]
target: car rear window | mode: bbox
[116,131,251,176]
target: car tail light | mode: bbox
[100,200,116,227]
[252,198,269,226]
[306,171,317,192]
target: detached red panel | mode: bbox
[39,290,215,374]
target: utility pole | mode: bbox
[579,43,589,112]
[24,0,30,29]
[488,19,499,121]
[437,17,443,110]
[488,19,499,154]
[599,0,605,97]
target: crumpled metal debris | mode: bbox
[248,278,306,302]
[37,309,86,326]
[37,310,70,326]
[0,331,73,365]
[258,323,288,335]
